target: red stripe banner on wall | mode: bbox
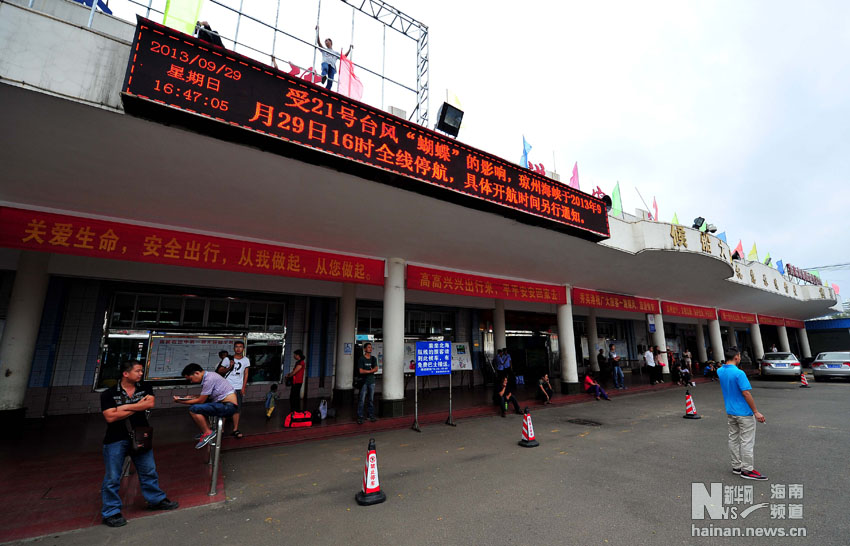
[718,310,757,324]
[0,207,385,285]
[406,265,567,304]
[784,319,805,329]
[660,301,717,320]
[572,287,660,314]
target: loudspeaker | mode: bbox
[601,195,612,212]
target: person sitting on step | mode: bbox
[583,372,611,401]
[494,376,522,417]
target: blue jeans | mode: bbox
[612,366,625,388]
[189,401,238,418]
[587,384,609,400]
[321,62,336,90]
[102,440,166,518]
[357,382,375,419]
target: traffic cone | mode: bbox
[518,408,539,447]
[800,371,810,388]
[683,390,701,419]
[355,438,386,506]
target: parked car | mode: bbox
[759,352,802,378]
[811,351,850,381]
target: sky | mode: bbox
[112,0,849,299]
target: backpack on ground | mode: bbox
[283,410,313,428]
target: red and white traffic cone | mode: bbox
[683,390,701,419]
[518,407,539,447]
[800,371,810,388]
[355,438,386,506]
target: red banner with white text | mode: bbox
[660,301,717,320]
[718,310,757,324]
[757,315,785,327]
[572,287,660,314]
[407,265,566,304]
[0,207,384,285]
[784,319,805,329]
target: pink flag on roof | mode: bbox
[338,53,363,101]
[734,240,744,258]
[569,162,580,190]
[652,197,658,222]
[832,283,840,295]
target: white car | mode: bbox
[812,351,850,381]
[759,352,801,378]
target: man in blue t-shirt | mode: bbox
[717,347,767,480]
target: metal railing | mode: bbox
[207,416,224,496]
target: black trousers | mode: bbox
[495,393,522,414]
[537,385,554,401]
[290,383,302,412]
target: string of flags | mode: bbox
[513,144,838,296]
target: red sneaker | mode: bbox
[740,469,768,481]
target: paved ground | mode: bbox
[13,377,850,546]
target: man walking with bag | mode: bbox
[100,360,178,527]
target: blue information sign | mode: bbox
[415,341,452,376]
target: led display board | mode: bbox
[122,18,610,242]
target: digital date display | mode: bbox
[122,17,610,241]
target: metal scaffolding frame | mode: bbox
[78,0,430,127]
[337,0,430,126]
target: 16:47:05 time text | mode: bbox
[153,80,229,111]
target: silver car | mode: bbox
[812,351,850,381]
[759,352,802,378]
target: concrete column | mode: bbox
[749,323,765,361]
[0,252,50,417]
[557,287,579,394]
[777,325,791,353]
[332,283,356,403]
[586,307,599,371]
[651,313,669,378]
[380,258,405,417]
[695,320,708,363]
[708,319,724,363]
[797,328,812,359]
[493,299,506,352]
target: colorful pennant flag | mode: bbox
[699,222,707,232]
[832,283,840,295]
[776,260,785,275]
[163,0,204,35]
[734,240,744,259]
[652,197,658,223]
[611,182,622,217]
[569,162,580,190]
[338,53,363,101]
[763,252,772,266]
[521,136,532,168]
[747,243,759,262]
[716,232,727,244]
[672,213,679,225]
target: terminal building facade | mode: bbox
[0,0,837,422]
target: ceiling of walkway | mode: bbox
[0,84,833,320]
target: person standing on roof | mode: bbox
[316,25,353,91]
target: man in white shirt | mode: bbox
[644,346,657,385]
[218,341,250,438]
